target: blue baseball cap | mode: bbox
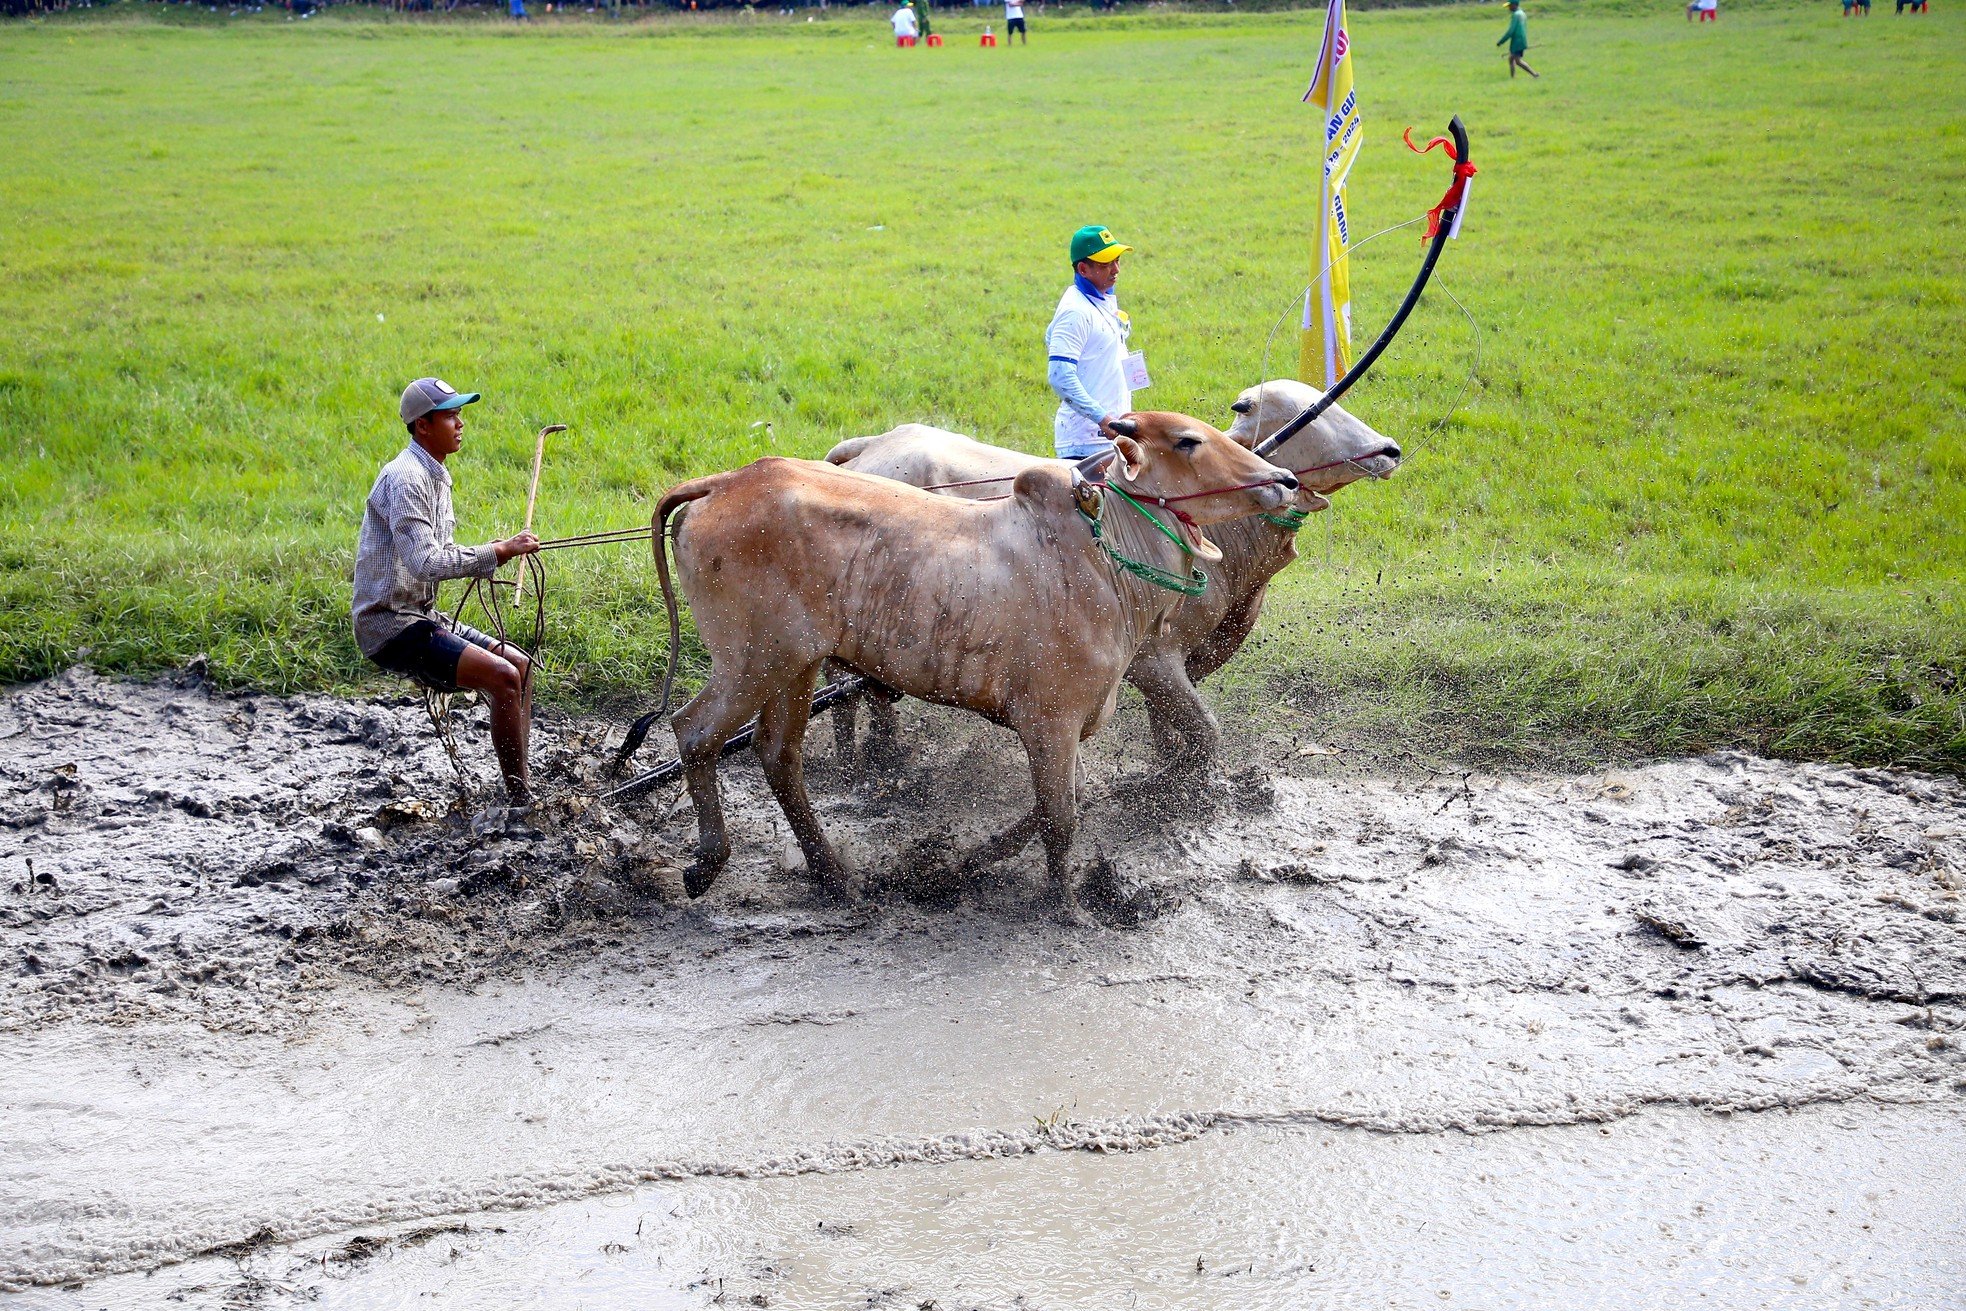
[399,377,481,424]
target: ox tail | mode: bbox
[823,433,878,466]
[610,475,725,773]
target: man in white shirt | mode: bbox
[1045,224,1143,460]
[1004,0,1027,42]
[891,2,918,45]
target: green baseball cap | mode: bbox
[1069,224,1132,266]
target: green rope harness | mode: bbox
[1076,484,1209,598]
[1106,485,1193,553]
[1260,507,1314,531]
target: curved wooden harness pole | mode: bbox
[512,424,566,603]
[1255,115,1474,459]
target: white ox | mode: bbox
[824,379,1400,767]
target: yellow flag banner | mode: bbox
[1301,0,1362,388]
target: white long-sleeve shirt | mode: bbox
[1045,282,1132,458]
[351,442,499,656]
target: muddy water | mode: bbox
[35,1105,1966,1310]
[2,670,1963,1305]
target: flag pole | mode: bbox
[1301,0,1353,389]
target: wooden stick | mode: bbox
[514,424,566,601]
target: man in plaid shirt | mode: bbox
[353,378,540,805]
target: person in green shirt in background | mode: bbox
[908,0,932,43]
[1498,1,1539,79]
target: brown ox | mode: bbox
[824,378,1401,768]
[651,413,1297,919]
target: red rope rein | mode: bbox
[918,455,1362,523]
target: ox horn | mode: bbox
[1230,399,1253,415]
[1108,418,1139,438]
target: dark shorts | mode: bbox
[1007,14,1026,31]
[369,619,499,694]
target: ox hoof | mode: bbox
[1054,899,1098,929]
[1088,882,1178,930]
[1133,761,1228,815]
[1078,854,1179,930]
[1036,879,1098,929]
[1148,735,1216,773]
[816,867,865,905]
[683,855,726,900]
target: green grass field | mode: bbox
[3,0,1962,769]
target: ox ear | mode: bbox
[1113,434,1147,481]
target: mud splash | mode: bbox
[2,669,1963,1301]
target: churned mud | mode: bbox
[2,669,1964,1307]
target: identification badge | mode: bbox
[1123,350,1150,391]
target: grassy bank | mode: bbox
[3,0,1962,769]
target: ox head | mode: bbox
[1224,379,1401,506]
[1095,411,1298,561]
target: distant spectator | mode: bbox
[1689,0,1715,20]
[908,0,931,41]
[510,0,527,17]
[1497,1,1538,79]
[1005,0,1026,42]
[891,1,916,45]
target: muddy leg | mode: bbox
[757,664,859,902]
[824,660,860,770]
[959,809,1041,870]
[1129,649,1220,770]
[454,643,532,803]
[862,686,905,772]
[1018,720,1088,922]
[1185,583,1269,687]
[672,675,771,898]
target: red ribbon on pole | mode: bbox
[1403,125,1480,240]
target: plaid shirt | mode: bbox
[351,442,499,657]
